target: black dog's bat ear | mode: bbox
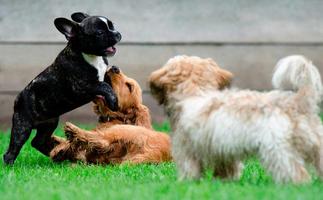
[54,18,77,40]
[71,12,90,23]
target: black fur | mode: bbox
[3,12,122,165]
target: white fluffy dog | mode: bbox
[149,55,323,183]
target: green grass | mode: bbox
[0,123,323,200]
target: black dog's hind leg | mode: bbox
[3,113,33,165]
[31,118,59,156]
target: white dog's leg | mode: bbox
[260,146,310,184]
[314,144,323,179]
[312,124,323,179]
[176,156,202,180]
[172,131,202,180]
[172,147,202,180]
[213,161,243,180]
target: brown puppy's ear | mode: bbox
[50,141,71,162]
[133,105,152,129]
[126,82,133,93]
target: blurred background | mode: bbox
[1,0,323,128]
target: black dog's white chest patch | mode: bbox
[82,53,107,81]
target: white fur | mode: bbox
[163,55,323,183]
[272,55,323,102]
[82,53,107,81]
[99,17,108,26]
[173,90,304,182]
[99,16,117,33]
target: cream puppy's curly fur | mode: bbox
[149,55,323,183]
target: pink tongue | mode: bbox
[95,95,105,101]
[106,46,115,53]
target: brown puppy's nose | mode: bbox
[111,66,120,74]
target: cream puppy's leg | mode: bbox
[176,156,202,180]
[213,161,243,180]
[260,145,310,184]
[172,136,202,180]
[315,150,323,179]
[312,122,323,179]
[314,140,323,179]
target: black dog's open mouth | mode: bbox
[105,46,116,55]
[94,95,105,103]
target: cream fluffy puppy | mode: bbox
[149,55,323,183]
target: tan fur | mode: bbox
[149,55,232,105]
[50,68,171,164]
[50,122,171,164]
[149,55,323,184]
[93,68,152,129]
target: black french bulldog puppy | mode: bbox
[3,12,122,165]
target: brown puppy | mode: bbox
[50,66,171,164]
[94,66,152,129]
[51,122,171,164]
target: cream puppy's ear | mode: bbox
[149,67,170,104]
[206,58,233,89]
[149,67,169,90]
[214,67,233,89]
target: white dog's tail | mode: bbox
[272,55,323,112]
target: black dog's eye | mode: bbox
[126,82,133,93]
[97,30,105,35]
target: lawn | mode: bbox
[0,122,323,200]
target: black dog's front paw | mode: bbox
[105,94,118,111]
[97,95,118,111]
[95,82,118,111]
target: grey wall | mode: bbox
[1,0,323,128]
[1,0,323,43]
